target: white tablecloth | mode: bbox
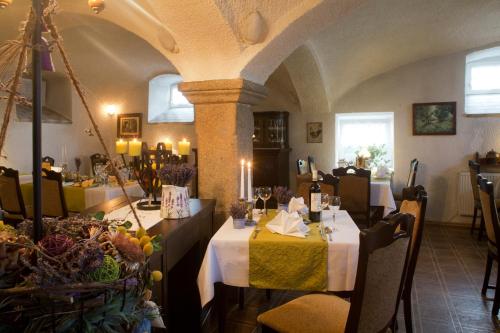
[197,209,360,308]
[371,180,396,216]
[84,183,144,208]
[104,199,163,231]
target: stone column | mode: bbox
[179,79,267,225]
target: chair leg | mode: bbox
[470,207,477,235]
[482,254,493,296]
[478,214,485,241]
[404,293,413,333]
[493,261,500,316]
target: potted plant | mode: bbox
[159,163,196,219]
[273,186,294,212]
[230,202,247,229]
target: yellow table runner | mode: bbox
[249,210,328,291]
[20,183,86,214]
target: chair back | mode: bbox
[469,160,481,204]
[296,159,308,175]
[477,175,500,252]
[42,169,68,218]
[346,213,414,333]
[406,159,419,187]
[0,167,26,218]
[332,166,371,222]
[297,171,339,205]
[307,156,317,174]
[90,153,109,176]
[399,185,427,299]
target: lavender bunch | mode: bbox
[160,163,196,187]
[273,186,294,204]
[230,202,247,219]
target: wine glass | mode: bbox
[252,187,261,214]
[258,186,272,216]
[321,193,329,210]
[329,196,341,221]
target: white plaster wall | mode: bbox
[334,51,500,224]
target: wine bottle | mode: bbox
[309,170,321,222]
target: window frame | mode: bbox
[148,74,194,124]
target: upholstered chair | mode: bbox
[41,169,68,218]
[0,167,27,225]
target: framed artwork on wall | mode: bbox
[307,122,323,143]
[412,102,456,135]
[117,113,142,138]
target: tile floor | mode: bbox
[203,225,500,333]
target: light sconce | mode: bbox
[103,103,119,116]
[0,0,13,9]
[88,0,105,14]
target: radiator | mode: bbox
[458,172,500,216]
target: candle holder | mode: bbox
[246,201,254,223]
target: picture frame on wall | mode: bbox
[412,102,456,135]
[307,122,323,143]
[117,113,142,138]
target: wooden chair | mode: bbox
[392,185,427,333]
[297,171,339,206]
[42,169,68,218]
[478,175,500,316]
[469,160,484,239]
[257,213,415,333]
[90,153,109,176]
[0,167,27,225]
[332,166,374,227]
[394,159,419,204]
[296,159,308,175]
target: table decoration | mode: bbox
[273,186,294,212]
[230,201,247,229]
[159,163,195,219]
[266,210,309,238]
[249,210,327,291]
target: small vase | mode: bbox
[277,203,289,212]
[160,185,191,219]
[233,218,246,229]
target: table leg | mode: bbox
[215,283,226,333]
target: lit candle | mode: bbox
[151,162,157,170]
[164,138,173,151]
[240,159,245,200]
[128,138,142,157]
[115,139,127,154]
[247,161,252,202]
[178,138,191,156]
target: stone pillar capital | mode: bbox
[179,78,267,105]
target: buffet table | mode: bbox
[85,196,216,333]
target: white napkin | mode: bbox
[288,197,308,214]
[266,210,310,238]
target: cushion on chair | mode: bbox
[257,294,350,333]
[399,200,421,251]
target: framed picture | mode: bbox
[412,102,456,135]
[117,113,142,138]
[307,122,323,143]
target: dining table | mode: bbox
[371,178,397,216]
[20,181,144,213]
[197,208,360,309]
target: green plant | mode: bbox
[355,144,391,167]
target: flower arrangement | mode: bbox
[159,163,196,187]
[0,215,164,331]
[273,186,294,204]
[230,202,247,219]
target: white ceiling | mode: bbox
[309,0,500,106]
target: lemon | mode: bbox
[143,242,154,256]
[151,270,163,282]
[125,233,132,238]
[140,235,151,247]
[136,227,147,239]
[129,237,140,246]
[116,226,127,234]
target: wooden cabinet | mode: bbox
[253,112,290,187]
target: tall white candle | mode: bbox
[247,161,252,202]
[240,159,245,199]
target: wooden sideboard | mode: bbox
[85,196,216,332]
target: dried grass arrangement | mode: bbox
[0,215,164,332]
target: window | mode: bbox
[465,46,500,115]
[148,74,194,123]
[335,112,394,167]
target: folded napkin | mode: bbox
[288,197,308,214]
[266,210,310,238]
